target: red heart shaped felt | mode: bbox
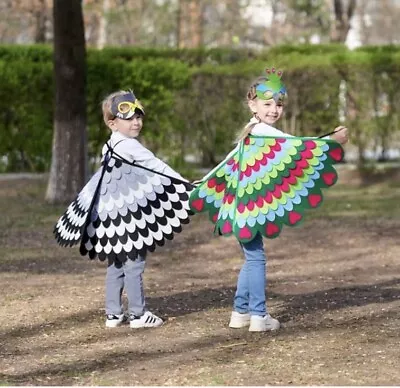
[329,147,343,162]
[222,221,232,234]
[289,211,302,225]
[191,198,204,212]
[322,172,336,186]
[266,222,280,236]
[239,227,253,240]
[308,194,322,207]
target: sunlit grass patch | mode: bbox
[320,182,400,219]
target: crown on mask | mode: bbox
[255,67,287,103]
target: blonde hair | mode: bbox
[101,90,131,126]
[235,77,268,142]
[236,75,288,142]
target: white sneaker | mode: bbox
[249,314,280,332]
[129,311,164,328]
[105,313,127,328]
[229,311,251,328]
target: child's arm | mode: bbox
[329,125,349,145]
[254,122,349,145]
[115,138,187,181]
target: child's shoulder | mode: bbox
[251,122,289,137]
[110,132,141,147]
[104,132,145,158]
[251,122,279,135]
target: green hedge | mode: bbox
[0,59,53,171]
[97,46,257,66]
[0,44,257,66]
[1,44,400,172]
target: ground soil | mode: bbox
[0,176,399,386]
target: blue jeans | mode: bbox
[233,233,267,316]
[105,254,146,316]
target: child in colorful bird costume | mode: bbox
[189,68,349,332]
[54,90,193,329]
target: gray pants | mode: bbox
[105,254,146,317]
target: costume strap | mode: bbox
[317,127,345,139]
[105,140,194,187]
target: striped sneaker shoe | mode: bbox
[105,313,127,328]
[129,311,164,328]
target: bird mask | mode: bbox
[111,92,145,120]
[255,67,287,103]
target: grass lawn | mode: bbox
[0,174,399,385]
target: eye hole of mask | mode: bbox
[118,102,133,114]
[263,90,274,99]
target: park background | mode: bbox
[0,0,399,386]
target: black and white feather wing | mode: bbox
[54,157,193,262]
[54,169,102,247]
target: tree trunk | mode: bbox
[267,0,280,46]
[189,0,203,47]
[46,0,87,204]
[330,0,357,43]
[220,0,239,46]
[177,0,188,48]
[176,0,182,48]
[33,0,47,43]
[97,0,110,49]
[177,0,203,48]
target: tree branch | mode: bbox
[333,0,343,22]
[347,0,357,20]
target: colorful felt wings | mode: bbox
[189,135,344,242]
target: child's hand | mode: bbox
[331,126,349,144]
[191,179,203,187]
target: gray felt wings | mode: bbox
[54,155,194,263]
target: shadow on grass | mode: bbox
[277,278,400,323]
[0,254,100,274]
[1,328,261,385]
[1,297,399,386]
[2,278,398,342]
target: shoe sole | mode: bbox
[105,315,128,328]
[249,324,280,332]
[130,321,164,329]
[249,327,279,332]
[229,312,251,329]
[229,321,250,328]
[105,321,125,328]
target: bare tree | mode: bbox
[330,0,357,42]
[358,0,400,45]
[5,0,400,48]
[0,0,51,43]
[97,0,110,48]
[190,0,204,47]
[32,0,48,42]
[178,0,204,48]
[250,0,331,47]
[268,0,281,45]
[177,0,183,47]
[46,0,87,204]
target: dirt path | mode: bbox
[0,178,399,385]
